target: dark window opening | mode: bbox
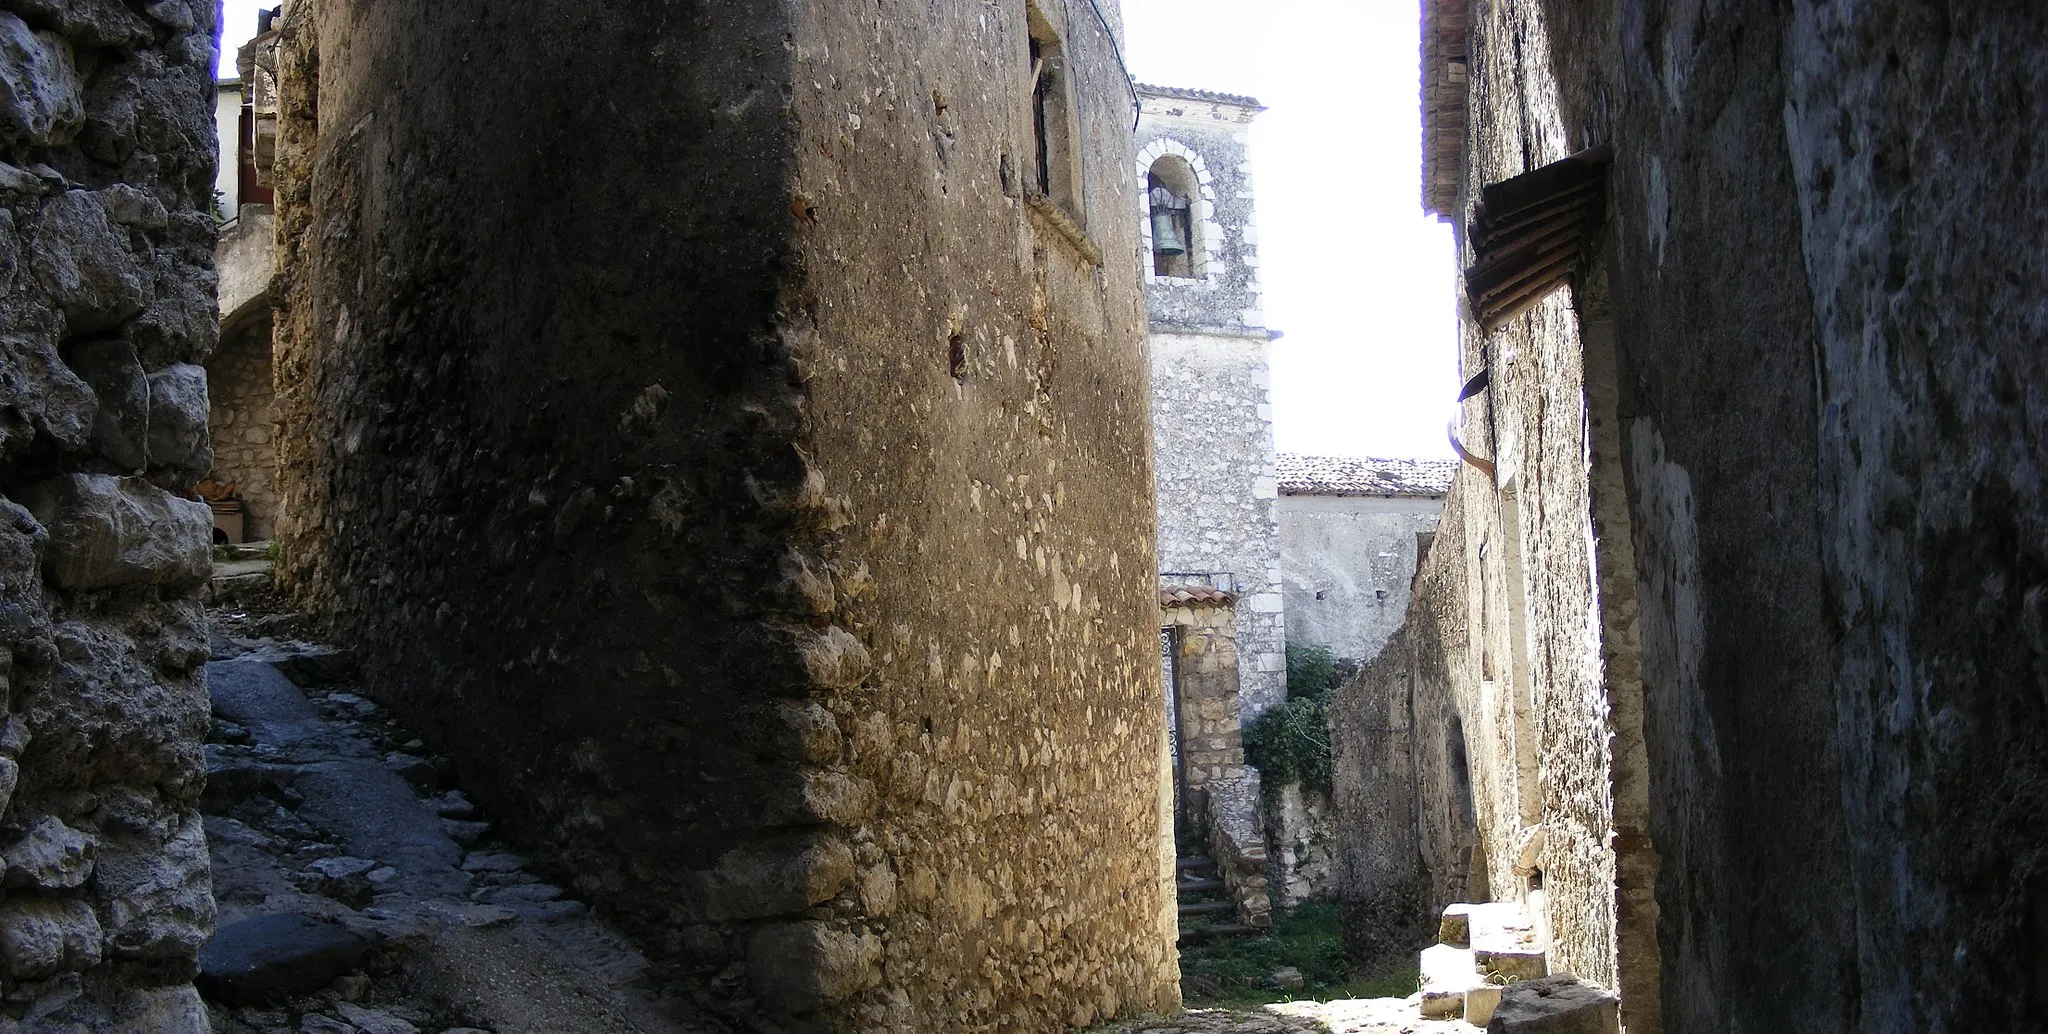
[1024,5,1080,220]
[1031,38,1052,196]
[236,103,274,210]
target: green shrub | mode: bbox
[1246,643,1344,794]
[1243,694,1331,794]
[1285,643,1339,700]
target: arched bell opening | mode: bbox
[1147,155,1202,279]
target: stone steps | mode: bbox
[1173,855,1252,938]
[1418,900,1546,1026]
[1176,922,1256,941]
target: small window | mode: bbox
[1146,156,1201,278]
[1027,5,1080,216]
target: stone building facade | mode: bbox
[1158,587,1269,930]
[266,1,1177,1030]
[1138,84,1286,722]
[0,0,224,1027]
[205,204,276,542]
[200,34,280,543]
[1277,454,1453,666]
[1337,2,2048,1032]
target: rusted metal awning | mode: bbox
[1465,144,1612,333]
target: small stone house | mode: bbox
[1277,454,1454,666]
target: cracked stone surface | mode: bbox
[200,618,707,1033]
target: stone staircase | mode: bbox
[1418,901,1546,1025]
[1174,855,1254,941]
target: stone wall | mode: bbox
[1332,487,1492,967]
[269,0,1177,1029]
[205,203,276,543]
[1149,331,1283,717]
[1352,1,2048,1030]
[1278,493,1443,665]
[1264,782,1332,910]
[1162,598,1246,826]
[203,311,273,542]
[1202,771,1270,931]
[0,0,221,1026]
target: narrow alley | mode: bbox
[0,0,2039,1030]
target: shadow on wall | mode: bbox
[1328,506,1484,968]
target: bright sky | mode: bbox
[1122,0,1458,459]
[217,0,264,78]
[215,2,1458,459]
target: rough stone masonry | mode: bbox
[268,0,1176,1030]
[1338,2,2048,1033]
[0,0,222,1027]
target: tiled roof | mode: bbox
[1159,586,1237,609]
[1276,454,1457,498]
[1420,0,1470,219]
[1135,82,1264,111]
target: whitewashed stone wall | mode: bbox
[1150,331,1284,717]
[1139,86,1284,718]
[1280,494,1446,664]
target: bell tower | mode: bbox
[1137,85,1286,720]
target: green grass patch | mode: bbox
[1179,903,1419,1006]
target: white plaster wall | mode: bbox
[1279,494,1444,663]
[1151,329,1285,717]
[213,84,241,218]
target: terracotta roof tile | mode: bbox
[1135,82,1265,111]
[1276,454,1456,498]
[1159,586,1237,609]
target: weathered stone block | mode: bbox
[1484,974,1619,1033]
[1466,983,1503,1026]
[0,12,82,147]
[0,209,17,292]
[686,831,854,922]
[25,474,211,590]
[746,921,879,1014]
[0,897,103,978]
[0,330,96,458]
[99,184,167,230]
[94,815,213,960]
[65,338,148,470]
[1440,903,1472,947]
[764,769,878,826]
[3,815,95,890]
[195,913,368,1006]
[1476,945,1546,982]
[800,625,872,690]
[3,0,153,47]
[0,500,50,651]
[30,190,153,334]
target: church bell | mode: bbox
[1151,205,1187,256]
